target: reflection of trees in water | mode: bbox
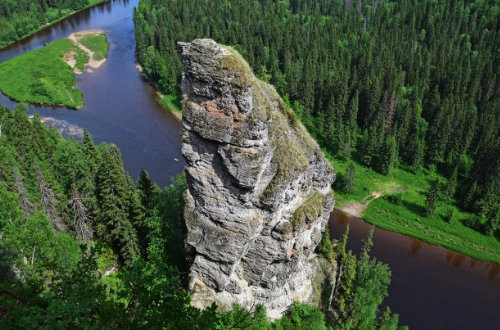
[488,265,499,281]
[410,239,422,255]
[445,251,465,268]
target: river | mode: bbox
[0,0,184,188]
[329,211,500,329]
[0,1,499,328]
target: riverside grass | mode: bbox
[77,33,109,60]
[329,155,500,264]
[0,34,108,108]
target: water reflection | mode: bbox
[410,238,422,255]
[329,210,500,329]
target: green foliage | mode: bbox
[291,190,324,230]
[135,0,500,248]
[0,104,409,328]
[425,179,440,217]
[331,156,500,263]
[217,304,271,329]
[0,0,109,48]
[0,245,126,329]
[386,193,403,205]
[316,225,335,263]
[274,303,327,330]
[77,32,109,60]
[336,162,356,193]
[333,228,402,330]
[0,39,88,108]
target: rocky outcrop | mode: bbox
[179,39,335,319]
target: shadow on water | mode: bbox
[329,210,500,330]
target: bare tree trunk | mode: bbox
[13,167,34,219]
[345,0,352,14]
[35,163,67,232]
[69,185,93,242]
[385,90,398,134]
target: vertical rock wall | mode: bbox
[180,39,335,319]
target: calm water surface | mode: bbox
[329,210,500,329]
[1,2,499,328]
[0,0,184,187]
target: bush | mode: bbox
[444,208,455,223]
[386,193,402,205]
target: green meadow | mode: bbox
[0,33,108,108]
[77,33,109,60]
[329,156,500,264]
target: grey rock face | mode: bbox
[180,39,335,319]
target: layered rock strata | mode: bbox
[179,39,335,319]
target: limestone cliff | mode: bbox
[179,39,335,319]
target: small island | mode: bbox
[0,31,109,109]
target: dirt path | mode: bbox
[64,31,106,73]
[338,191,383,218]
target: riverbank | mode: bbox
[330,157,500,264]
[135,63,182,120]
[329,210,500,329]
[0,32,109,109]
[0,0,110,50]
[157,93,182,120]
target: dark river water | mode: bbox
[329,211,500,329]
[0,1,499,328]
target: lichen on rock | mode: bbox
[179,39,335,319]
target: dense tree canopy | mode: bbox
[0,0,102,47]
[134,0,500,235]
[0,103,403,328]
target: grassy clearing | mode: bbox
[157,93,182,120]
[77,33,109,60]
[0,33,108,108]
[0,39,89,108]
[329,155,500,264]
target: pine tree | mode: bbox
[444,166,458,199]
[95,147,139,266]
[342,163,356,193]
[137,169,154,213]
[316,226,334,263]
[82,129,99,178]
[424,179,440,217]
[375,134,397,175]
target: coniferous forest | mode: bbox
[134,0,500,236]
[0,0,106,48]
[1,0,499,328]
[0,103,404,328]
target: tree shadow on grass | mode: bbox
[402,200,425,217]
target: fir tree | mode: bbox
[424,179,440,217]
[342,163,356,193]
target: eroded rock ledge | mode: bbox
[180,39,335,319]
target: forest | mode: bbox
[0,103,405,329]
[134,0,500,242]
[0,0,106,48]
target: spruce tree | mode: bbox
[82,129,99,178]
[445,166,458,199]
[425,179,440,217]
[95,147,139,266]
[137,169,154,213]
[342,163,356,193]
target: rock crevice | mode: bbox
[180,39,335,319]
